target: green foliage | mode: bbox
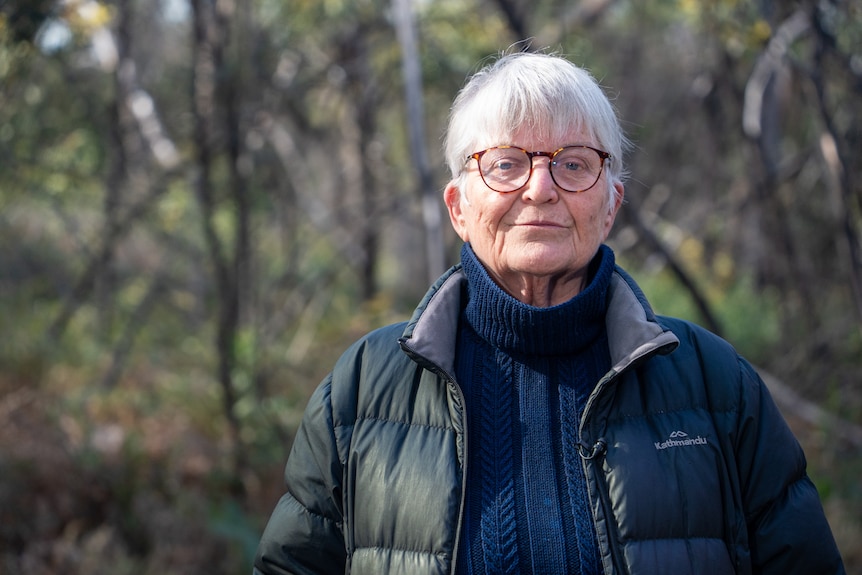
[620,256,782,362]
[713,278,782,361]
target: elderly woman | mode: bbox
[254,53,844,575]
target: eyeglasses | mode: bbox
[466,145,611,193]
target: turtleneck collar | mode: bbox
[460,243,615,356]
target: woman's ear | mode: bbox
[602,182,625,239]
[444,181,469,242]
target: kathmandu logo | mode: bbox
[654,430,708,450]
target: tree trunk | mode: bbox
[393,0,446,283]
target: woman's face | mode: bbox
[444,128,624,305]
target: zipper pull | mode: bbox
[578,438,607,460]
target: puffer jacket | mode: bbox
[254,263,845,575]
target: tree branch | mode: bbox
[627,205,724,338]
[758,366,862,449]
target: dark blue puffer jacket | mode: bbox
[254,264,845,575]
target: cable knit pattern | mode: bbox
[455,243,613,575]
[478,350,518,574]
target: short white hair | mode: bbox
[444,52,629,207]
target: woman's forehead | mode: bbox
[476,124,595,151]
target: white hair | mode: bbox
[444,52,629,208]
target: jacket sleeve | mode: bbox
[735,359,845,575]
[254,376,347,575]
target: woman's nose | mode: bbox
[522,158,560,201]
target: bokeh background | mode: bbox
[1,0,860,573]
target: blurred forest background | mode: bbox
[0,0,860,572]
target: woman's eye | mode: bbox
[557,157,588,171]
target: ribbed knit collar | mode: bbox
[461,243,614,357]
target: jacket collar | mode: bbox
[399,264,679,381]
[605,267,679,372]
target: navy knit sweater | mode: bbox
[455,243,613,575]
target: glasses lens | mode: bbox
[479,147,531,192]
[551,147,603,192]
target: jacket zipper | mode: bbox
[579,370,624,575]
[446,376,468,575]
[399,340,468,575]
[578,342,669,575]
[580,437,627,574]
